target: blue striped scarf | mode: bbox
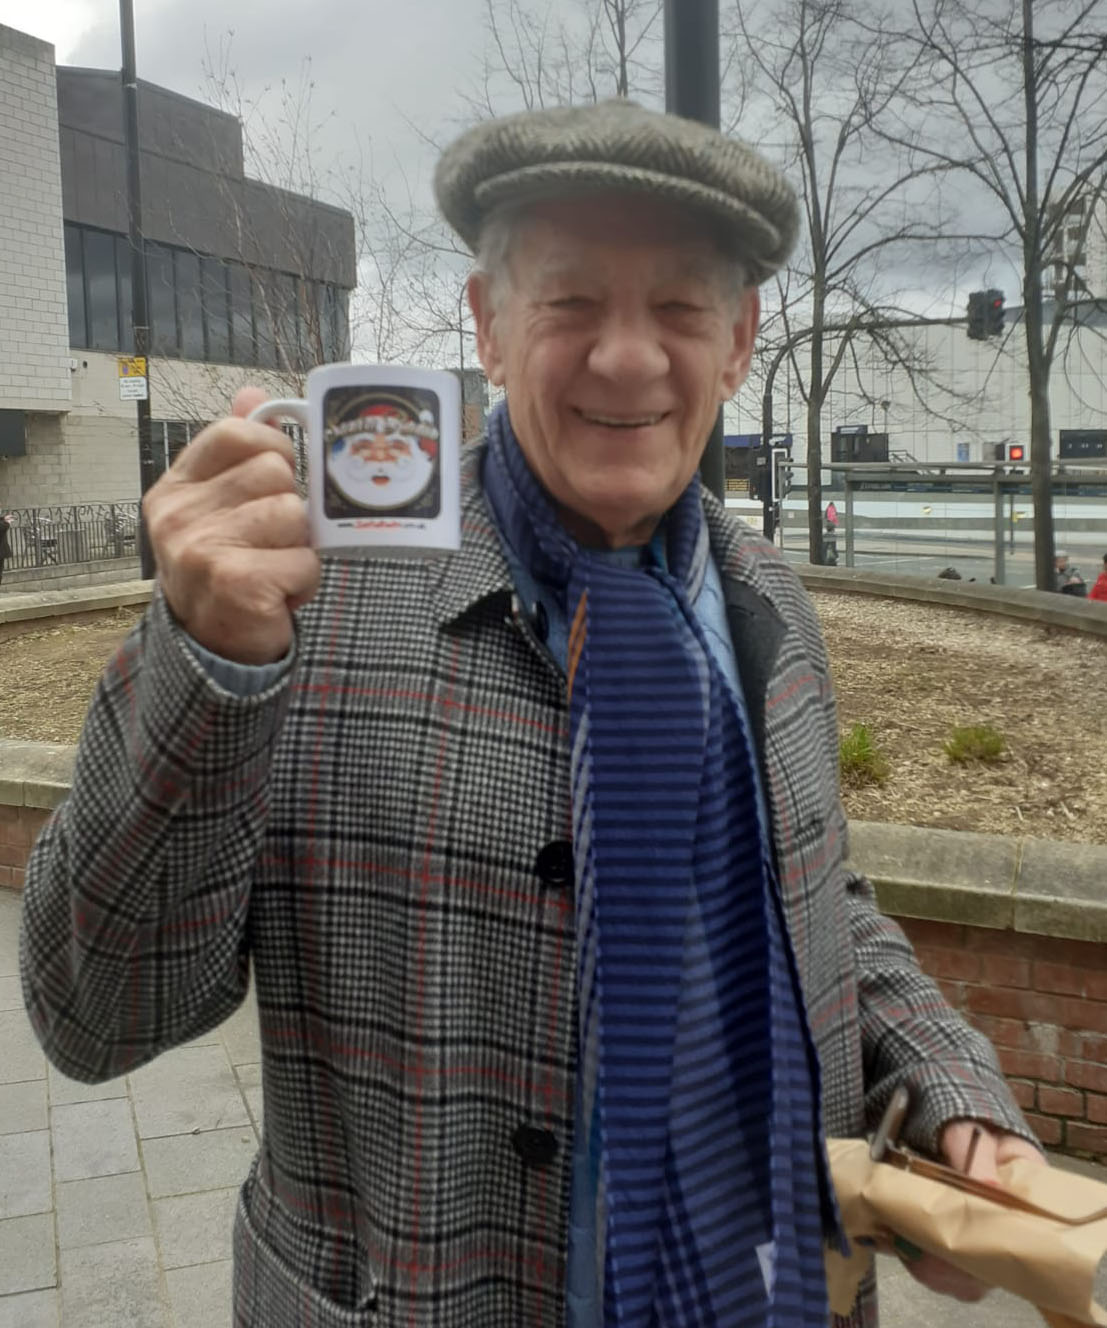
[484,405,830,1326]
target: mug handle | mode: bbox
[247,398,310,431]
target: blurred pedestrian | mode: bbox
[1054,550,1086,596]
[1089,552,1107,602]
[0,511,13,586]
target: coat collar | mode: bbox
[425,442,515,628]
[426,439,789,642]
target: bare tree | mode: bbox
[878,0,1107,590]
[730,0,983,560]
[460,0,663,116]
[151,40,449,437]
[341,0,665,381]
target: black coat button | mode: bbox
[512,1124,559,1167]
[532,600,550,643]
[535,840,573,889]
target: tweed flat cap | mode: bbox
[434,99,798,284]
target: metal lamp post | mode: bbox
[664,0,725,502]
[120,0,156,577]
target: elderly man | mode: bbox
[21,101,1039,1327]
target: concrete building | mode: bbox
[728,303,1107,468]
[0,23,355,513]
[1046,191,1107,303]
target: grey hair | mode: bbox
[472,203,528,309]
[472,200,755,310]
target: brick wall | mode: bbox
[900,917,1107,1159]
[0,804,50,891]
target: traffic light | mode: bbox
[967,289,1005,339]
[771,447,793,502]
[985,289,1005,337]
[967,291,987,340]
[1008,443,1025,462]
[993,442,1005,461]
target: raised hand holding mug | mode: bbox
[249,364,462,556]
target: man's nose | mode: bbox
[586,312,670,382]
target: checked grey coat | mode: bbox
[20,443,1029,1327]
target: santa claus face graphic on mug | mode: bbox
[325,399,438,512]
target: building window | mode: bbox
[64,225,85,347]
[147,242,179,357]
[174,251,205,360]
[201,257,231,363]
[115,235,135,353]
[84,228,120,351]
[228,263,255,365]
[151,419,204,474]
[62,222,349,371]
[251,269,278,369]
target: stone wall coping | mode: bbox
[846,820,1107,943]
[0,740,77,811]
[796,564,1107,638]
[0,580,154,626]
[3,731,1104,942]
[2,570,1103,639]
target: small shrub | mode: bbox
[839,723,890,788]
[944,724,1006,764]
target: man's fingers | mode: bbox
[171,416,295,484]
[941,1120,1000,1182]
[193,449,301,515]
[903,1252,990,1303]
[938,1120,1045,1182]
[224,492,311,551]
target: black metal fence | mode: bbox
[1,503,141,572]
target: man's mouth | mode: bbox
[575,409,669,428]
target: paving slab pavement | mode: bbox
[0,889,258,1326]
[0,886,1101,1325]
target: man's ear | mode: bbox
[720,286,761,399]
[468,272,506,388]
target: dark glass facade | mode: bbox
[64,223,350,369]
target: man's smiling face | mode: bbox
[469,193,760,548]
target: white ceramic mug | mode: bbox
[248,363,461,557]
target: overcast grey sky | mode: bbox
[2,0,492,206]
[2,0,1088,327]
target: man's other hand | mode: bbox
[143,387,320,665]
[891,1120,1045,1302]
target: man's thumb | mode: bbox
[231,386,270,419]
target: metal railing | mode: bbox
[1,503,141,571]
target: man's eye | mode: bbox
[658,300,705,315]
[547,296,592,310]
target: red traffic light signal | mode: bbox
[967,288,1005,339]
[1008,444,1025,461]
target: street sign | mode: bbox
[118,356,148,401]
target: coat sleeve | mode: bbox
[19,589,294,1083]
[799,588,1038,1157]
[843,865,1037,1155]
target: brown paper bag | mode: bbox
[826,1138,1107,1325]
